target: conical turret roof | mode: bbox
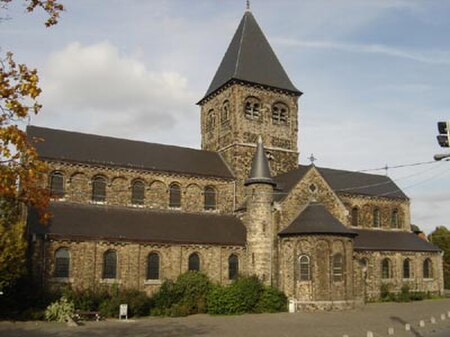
[245,136,275,186]
[200,11,301,103]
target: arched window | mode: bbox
[92,176,106,202]
[351,207,359,227]
[403,259,411,279]
[423,258,433,279]
[244,97,261,120]
[147,252,160,280]
[50,172,65,198]
[332,253,344,282]
[391,209,399,228]
[204,186,217,210]
[299,255,311,281]
[188,252,200,271]
[131,180,145,205]
[271,102,288,125]
[381,258,392,279]
[228,254,239,280]
[206,109,215,131]
[54,248,70,278]
[373,208,380,227]
[103,250,117,279]
[221,100,230,124]
[169,183,181,208]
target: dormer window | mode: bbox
[272,102,288,125]
[244,97,261,120]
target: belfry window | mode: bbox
[299,255,311,281]
[103,250,117,279]
[50,171,65,198]
[188,252,200,271]
[92,176,106,202]
[332,253,343,282]
[204,186,217,210]
[169,183,181,208]
[244,97,261,120]
[147,252,160,280]
[221,101,230,124]
[54,248,70,278]
[228,254,239,280]
[271,103,288,125]
[206,109,215,131]
[131,180,145,205]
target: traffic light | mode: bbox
[437,121,450,147]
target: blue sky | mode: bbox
[1,0,450,233]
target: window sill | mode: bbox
[49,277,73,283]
[168,206,182,211]
[144,279,162,285]
[100,278,121,284]
[424,278,434,281]
[90,201,107,205]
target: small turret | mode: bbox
[244,136,275,285]
[245,136,276,186]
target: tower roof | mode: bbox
[245,136,275,186]
[200,11,301,103]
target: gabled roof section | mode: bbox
[353,229,440,252]
[245,136,275,186]
[200,11,301,102]
[279,202,357,237]
[274,165,408,201]
[28,202,246,246]
[27,126,234,179]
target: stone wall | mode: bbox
[278,235,356,305]
[32,237,246,295]
[45,161,235,214]
[354,250,444,301]
[200,83,299,182]
[339,194,411,231]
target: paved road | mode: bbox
[1,299,450,337]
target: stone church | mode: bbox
[27,9,443,310]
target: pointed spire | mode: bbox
[199,10,301,103]
[245,136,276,186]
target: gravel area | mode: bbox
[1,299,450,337]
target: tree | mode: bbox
[428,226,450,289]
[0,0,64,291]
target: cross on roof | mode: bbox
[308,153,317,164]
[246,0,250,11]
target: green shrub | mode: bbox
[44,297,75,322]
[151,271,211,316]
[256,286,287,313]
[62,287,110,312]
[98,289,152,318]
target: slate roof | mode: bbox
[200,11,301,102]
[279,202,357,237]
[28,202,246,246]
[245,137,275,186]
[27,126,234,179]
[353,229,440,252]
[274,165,408,201]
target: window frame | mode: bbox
[403,258,411,279]
[50,171,65,199]
[228,254,239,280]
[54,247,70,278]
[391,209,399,229]
[204,186,217,210]
[423,258,433,279]
[188,252,200,272]
[373,208,381,228]
[147,252,160,280]
[271,102,288,125]
[131,180,145,205]
[92,175,107,203]
[244,97,261,120]
[299,255,311,281]
[381,258,392,279]
[169,182,181,208]
[103,249,117,279]
[332,253,344,282]
[351,207,359,227]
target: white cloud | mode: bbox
[34,41,196,140]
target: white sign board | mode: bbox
[119,304,128,320]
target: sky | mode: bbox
[1,0,449,233]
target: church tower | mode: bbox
[198,9,302,197]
